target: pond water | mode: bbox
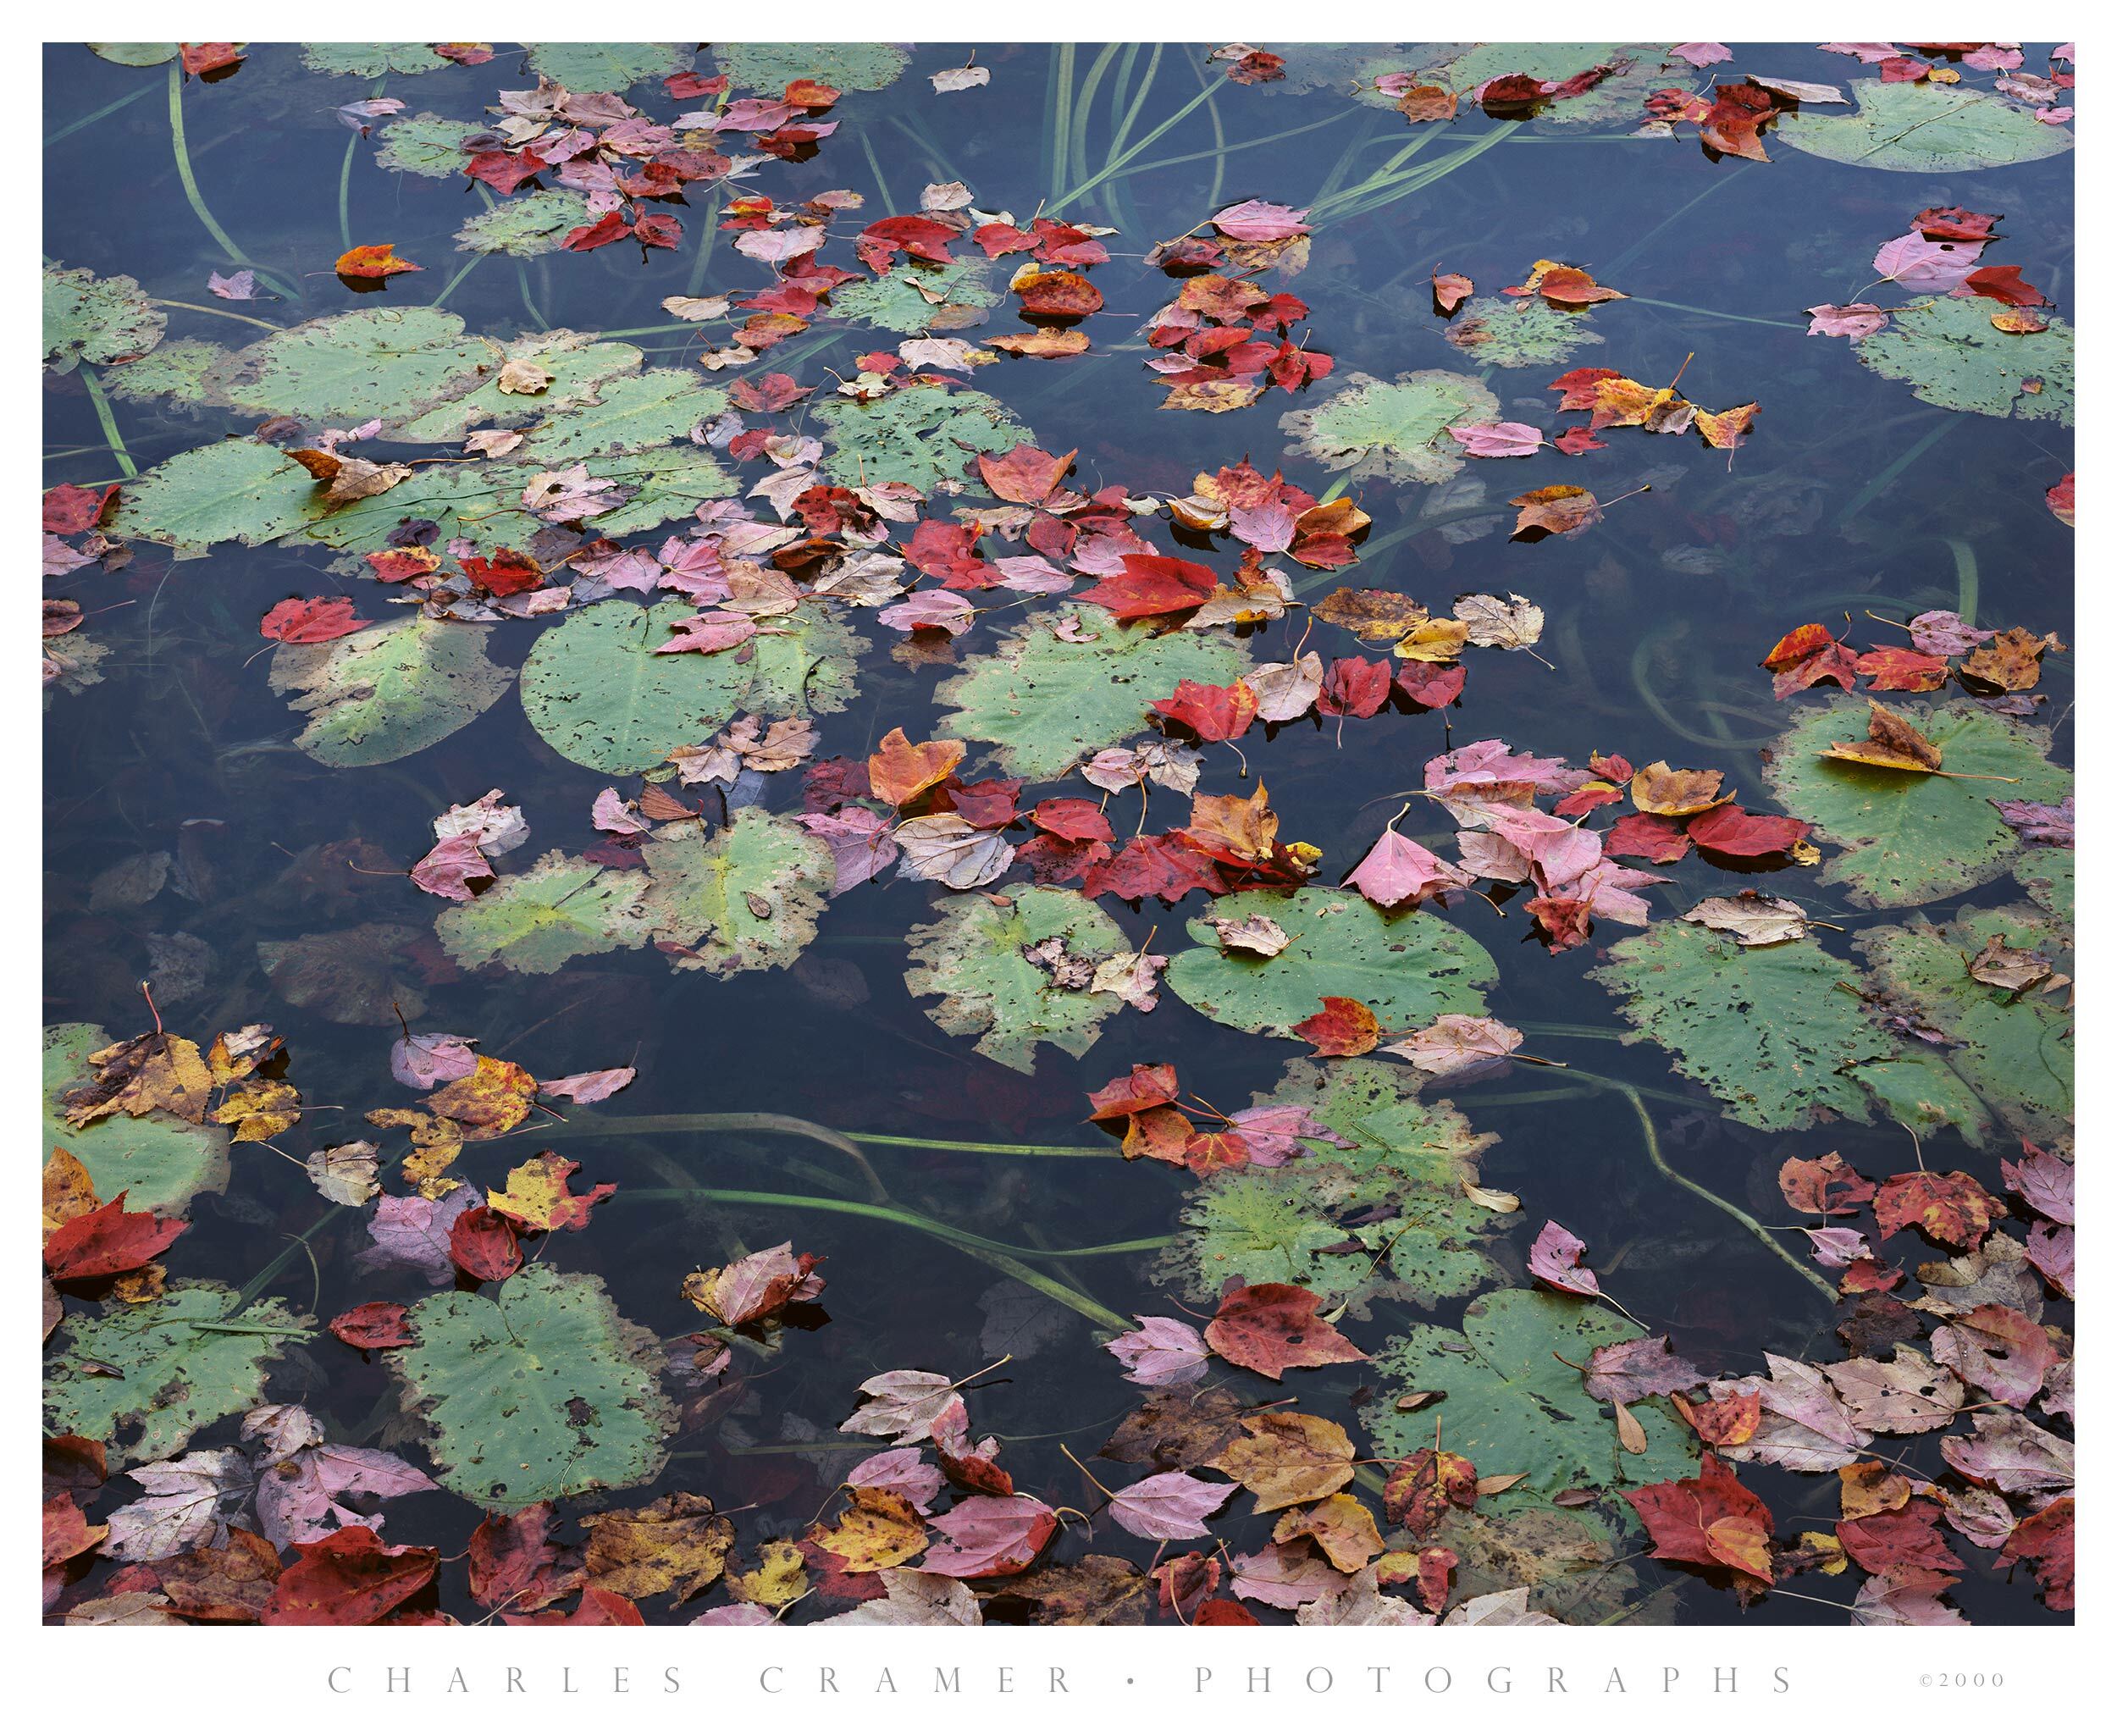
[43,41,2073,1628]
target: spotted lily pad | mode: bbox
[1777,78,2073,173]
[1762,697,2070,908]
[108,440,327,555]
[1405,42,1667,129]
[393,1268,674,1509]
[1591,921,1891,1131]
[932,605,1250,780]
[87,43,180,65]
[436,852,654,976]
[456,189,596,257]
[811,384,1028,493]
[1158,1056,1501,1314]
[43,1023,229,1213]
[519,600,864,775]
[1444,296,1603,368]
[1280,369,1501,484]
[715,42,909,91]
[377,113,483,178]
[523,43,690,89]
[45,1281,313,1468]
[43,263,164,373]
[271,616,513,767]
[832,261,1000,334]
[2015,848,2072,925]
[904,886,1131,1074]
[301,43,446,78]
[1363,1288,1695,1491]
[634,813,836,976]
[1855,298,2073,424]
[1165,887,1497,1039]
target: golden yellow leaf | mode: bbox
[43,1148,101,1236]
[807,1487,929,1573]
[583,1492,735,1601]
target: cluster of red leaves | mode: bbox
[1545,365,1757,455]
[1083,1059,1346,1178]
[1142,274,1331,408]
[1764,614,2061,707]
[1644,78,1807,162]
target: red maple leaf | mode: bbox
[1152,677,1259,743]
[1204,1282,1366,1380]
[1291,996,1380,1058]
[43,1192,188,1282]
[1684,804,1811,859]
[1623,1454,1777,1587]
[260,596,373,644]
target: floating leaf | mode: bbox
[635,813,835,976]
[271,616,512,767]
[832,261,1000,334]
[1855,297,2072,424]
[393,1268,674,1509]
[1445,297,1604,368]
[376,113,482,178]
[301,43,446,77]
[1777,78,2072,173]
[811,384,1029,493]
[1280,369,1501,485]
[716,41,909,91]
[43,262,163,374]
[436,852,653,976]
[456,190,596,257]
[522,43,690,88]
[43,1025,228,1214]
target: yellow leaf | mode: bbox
[42,1148,102,1236]
[807,1487,929,1573]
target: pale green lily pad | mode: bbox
[932,604,1250,780]
[394,1268,674,1510]
[519,600,864,774]
[1591,921,1890,1131]
[634,814,835,976]
[102,338,230,406]
[811,384,1029,493]
[578,447,741,537]
[392,334,648,443]
[270,616,513,767]
[522,369,732,458]
[1846,1050,1991,1147]
[1158,1056,1501,1315]
[44,263,164,374]
[716,41,909,92]
[524,43,689,89]
[904,886,1130,1075]
[207,306,495,426]
[1165,887,1497,1039]
[832,261,1000,334]
[1856,299,2073,424]
[43,1023,229,1213]
[1778,78,2073,173]
[1280,369,1500,484]
[301,43,445,77]
[456,189,594,257]
[1444,296,1603,368]
[46,1281,313,1469]
[2016,847,2072,925]
[1762,697,2070,908]
[1406,42,1669,128]
[1855,904,2072,1146]
[377,113,481,178]
[1364,1288,1696,1492]
[436,852,653,976]
[294,459,545,555]
[108,440,326,554]
[88,43,180,65]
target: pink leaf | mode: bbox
[1528,1220,1601,1297]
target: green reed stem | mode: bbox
[1628,296,1804,331]
[77,366,135,478]
[151,296,282,331]
[1603,164,1745,278]
[47,80,156,146]
[226,1204,348,1316]
[558,1110,1107,1159]
[1048,42,1076,202]
[860,127,897,213]
[1943,534,1980,622]
[1833,417,1955,527]
[428,251,485,310]
[1048,79,1219,214]
[167,63,292,298]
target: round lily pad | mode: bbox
[43,1023,229,1213]
[301,43,446,78]
[715,42,909,92]
[1777,78,2073,173]
[1164,887,1497,1039]
[43,263,164,374]
[832,261,1000,334]
[270,616,513,767]
[523,43,689,90]
[1762,697,2070,908]
[1280,369,1500,484]
[1406,42,1668,129]
[1444,296,1603,369]
[455,189,595,257]
[811,384,1029,494]
[108,440,327,554]
[1856,298,2073,424]
[436,852,653,976]
[377,113,482,178]
[207,306,495,426]
[634,814,836,976]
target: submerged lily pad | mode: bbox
[437,852,653,976]
[1159,1057,1501,1314]
[1280,369,1501,484]
[832,262,1000,334]
[1166,887,1497,1039]
[271,617,512,767]
[1444,296,1603,368]
[524,43,689,89]
[715,41,909,91]
[394,1267,674,1509]
[301,43,446,78]
[1592,921,1889,1131]
[932,605,1250,780]
[87,43,180,65]
[1855,904,2072,1146]
[43,263,164,373]
[46,1281,312,1468]
[1364,1288,1695,1492]
[1763,697,2070,908]
[2015,847,2072,925]
[377,113,483,178]
[207,306,496,426]
[811,384,1028,493]
[43,1023,229,1213]
[1855,299,2073,424]
[904,886,1130,1074]
[519,600,864,775]
[103,337,229,406]
[456,189,595,257]
[634,814,835,976]
[1777,78,2073,173]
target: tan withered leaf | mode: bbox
[1630,760,1727,816]
[1249,652,1324,722]
[1003,1555,1152,1625]
[210,1078,301,1143]
[1454,593,1545,651]
[581,1492,736,1601]
[1682,892,1814,947]
[867,727,966,808]
[1314,587,1428,641]
[43,1148,101,1235]
[1185,782,1278,863]
[1821,700,1943,774]
[1272,1492,1384,1571]
[1614,1401,1648,1455]
[1959,627,2058,694]
[808,1487,928,1573]
[1208,914,1290,958]
[1099,1386,1248,1470]
[496,358,555,395]
[1966,936,2053,994]
[64,1033,213,1127]
[1395,617,1470,662]
[1508,484,1602,541]
[1208,1413,1355,1514]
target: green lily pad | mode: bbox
[108,440,326,554]
[301,43,445,78]
[1444,296,1604,368]
[207,306,495,427]
[1407,42,1668,128]
[716,42,909,92]
[1845,1050,1992,1147]
[394,1267,674,1510]
[1762,697,2070,908]
[456,189,594,257]
[43,1023,229,1213]
[811,384,1029,493]
[831,261,1000,334]
[1165,887,1497,1039]
[270,616,513,767]
[45,1281,313,1468]
[1364,1288,1696,1493]
[103,338,229,406]
[87,43,180,65]
[904,886,1131,1075]
[519,600,864,775]
[391,334,649,443]
[576,447,741,537]
[1777,78,2073,173]
[1855,298,2073,424]
[1855,904,2072,1147]
[521,369,733,458]
[1591,921,1890,1131]
[634,814,836,976]
[44,263,164,374]
[523,43,689,89]
[377,113,482,178]
[1280,368,1501,484]
[1158,1056,1501,1315]
[436,852,653,976]
[2016,847,2072,925]
[932,604,1251,780]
